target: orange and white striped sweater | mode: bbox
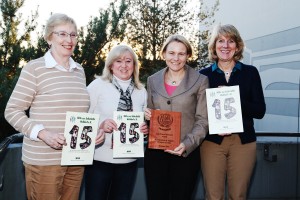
[5,54,90,165]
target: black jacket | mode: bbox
[200,61,266,144]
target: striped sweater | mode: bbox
[5,56,90,165]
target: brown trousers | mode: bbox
[24,163,84,200]
[200,134,256,200]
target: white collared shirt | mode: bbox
[44,50,80,72]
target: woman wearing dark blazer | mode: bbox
[199,24,266,200]
[144,34,209,200]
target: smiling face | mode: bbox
[163,41,188,72]
[48,23,77,59]
[110,51,134,81]
[215,35,237,62]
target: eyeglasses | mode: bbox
[52,31,78,39]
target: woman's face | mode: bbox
[215,35,237,62]
[48,23,77,58]
[111,51,134,81]
[163,41,188,72]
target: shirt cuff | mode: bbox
[30,124,45,141]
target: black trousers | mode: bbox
[85,160,138,200]
[144,146,200,200]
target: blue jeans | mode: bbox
[84,160,138,200]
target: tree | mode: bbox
[122,0,219,83]
[125,0,193,62]
[123,0,196,83]
[73,0,128,84]
[0,0,39,106]
[0,0,39,140]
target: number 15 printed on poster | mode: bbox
[61,112,99,165]
[113,111,144,158]
[206,86,244,135]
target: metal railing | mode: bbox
[0,132,299,200]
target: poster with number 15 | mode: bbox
[113,111,144,158]
[61,112,99,165]
[206,86,244,135]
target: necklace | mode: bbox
[219,61,234,72]
[224,70,232,77]
[167,71,184,86]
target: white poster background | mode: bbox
[206,86,244,134]
[113,111,144,158]
[61,112,99,165]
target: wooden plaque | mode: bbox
[148,110,181,150]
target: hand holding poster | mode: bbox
[61,112,99,165]
[113,111,144,158]
[206,86,244,134]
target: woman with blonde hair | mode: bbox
[85,44,148,200]
[200,24,266,200]
[144,34,209,200]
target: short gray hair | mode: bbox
[44,13,77,42]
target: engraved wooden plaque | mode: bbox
[148,110,181,150]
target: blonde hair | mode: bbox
[44,13,77,42]
[208,24,244,62]
[102,44,143,89]
[160,34,193,59]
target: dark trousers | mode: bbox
[144,146,200,200]
[84,160,138,200]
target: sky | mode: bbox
[19,0,300,41]
[19,0,112,29]
[19,0,202,31]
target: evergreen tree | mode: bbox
[125,0,191,61]
[0,0,38,140]
[123,0,219,83]
[73,0,128,84]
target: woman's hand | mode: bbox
[144,108,152,121]
[100,119,117,133]
[95,129,105,145]
[38,129,66,149]
[139,122,149,135]
[165,143,186,156]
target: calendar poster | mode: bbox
[206,86,244,134]
[61,112,99,165]
[113,111,144,158]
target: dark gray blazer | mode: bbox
[147,65,209,156]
